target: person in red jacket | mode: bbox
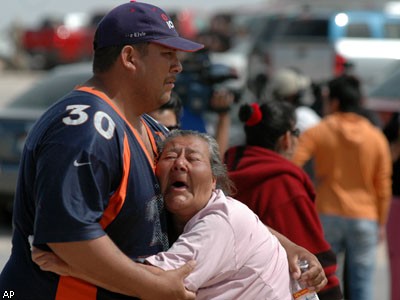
[225,101,343,300]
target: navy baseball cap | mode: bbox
[94,1,204,52]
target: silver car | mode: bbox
[366,69,400,114]
[0,63,91,214]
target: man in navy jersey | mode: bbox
[0,2,203,299]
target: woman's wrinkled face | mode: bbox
[156,135,216,223]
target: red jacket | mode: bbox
[225,145,342,300]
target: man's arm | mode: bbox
[209,89,234,159]
[45,235,195,300]
[268,227,327,292]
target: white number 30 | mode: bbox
[62,104,116,140]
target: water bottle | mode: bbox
[291,260,320,300]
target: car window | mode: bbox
[281,19,329,38]
[8,72,91,109]
[384,23,400,38]
[258,18,286,40]
[369,71,400,99]
[346,23,372,37]
[90,13,106,27]
[258,17,329,41]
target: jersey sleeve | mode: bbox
[33,99,123,245]
[145,213,237,292]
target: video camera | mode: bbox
[174,49,239,114]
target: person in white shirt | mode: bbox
[268,67,321,133]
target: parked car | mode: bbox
[365,68,400,125]
[245,9,400,98]
[21,11,105,70]
[0,63,92,215]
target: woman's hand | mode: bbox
[286,245,327,292]
[268,227,327,292]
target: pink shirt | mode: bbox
[146,190,291,300]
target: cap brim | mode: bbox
[151,37,204,52]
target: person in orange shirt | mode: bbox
[292,74,392,300]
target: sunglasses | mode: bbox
[166,125,180,131]
[291,128,300,137]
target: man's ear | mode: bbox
[120,45,138,70]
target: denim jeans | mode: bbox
[320,214,378,300]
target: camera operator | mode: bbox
[173,49,238,158]
[149,89,234,160]
[207,88,234,158]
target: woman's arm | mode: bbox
[268,227,327,292]
[209,89,234,159]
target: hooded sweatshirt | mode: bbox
[225,146,342,300]
[292,112,392,225]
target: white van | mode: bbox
[246,10,400,97]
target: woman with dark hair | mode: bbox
[225,101,343,300]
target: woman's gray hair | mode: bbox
[157,130,235,195]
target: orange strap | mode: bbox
[76,86,156,169]
[55,277,97,300]
[56,88,134,299]
[100,133,131,228]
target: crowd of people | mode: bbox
[188,13,397,300]
[0,1,398,300]
[292,74,392,300]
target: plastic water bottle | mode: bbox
[291,260,320,300]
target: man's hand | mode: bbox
[31,241,196,300]
[209,89,234,114]
[32,247,70,276]
[141,261,196,300]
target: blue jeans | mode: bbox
[320,214,378,300]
